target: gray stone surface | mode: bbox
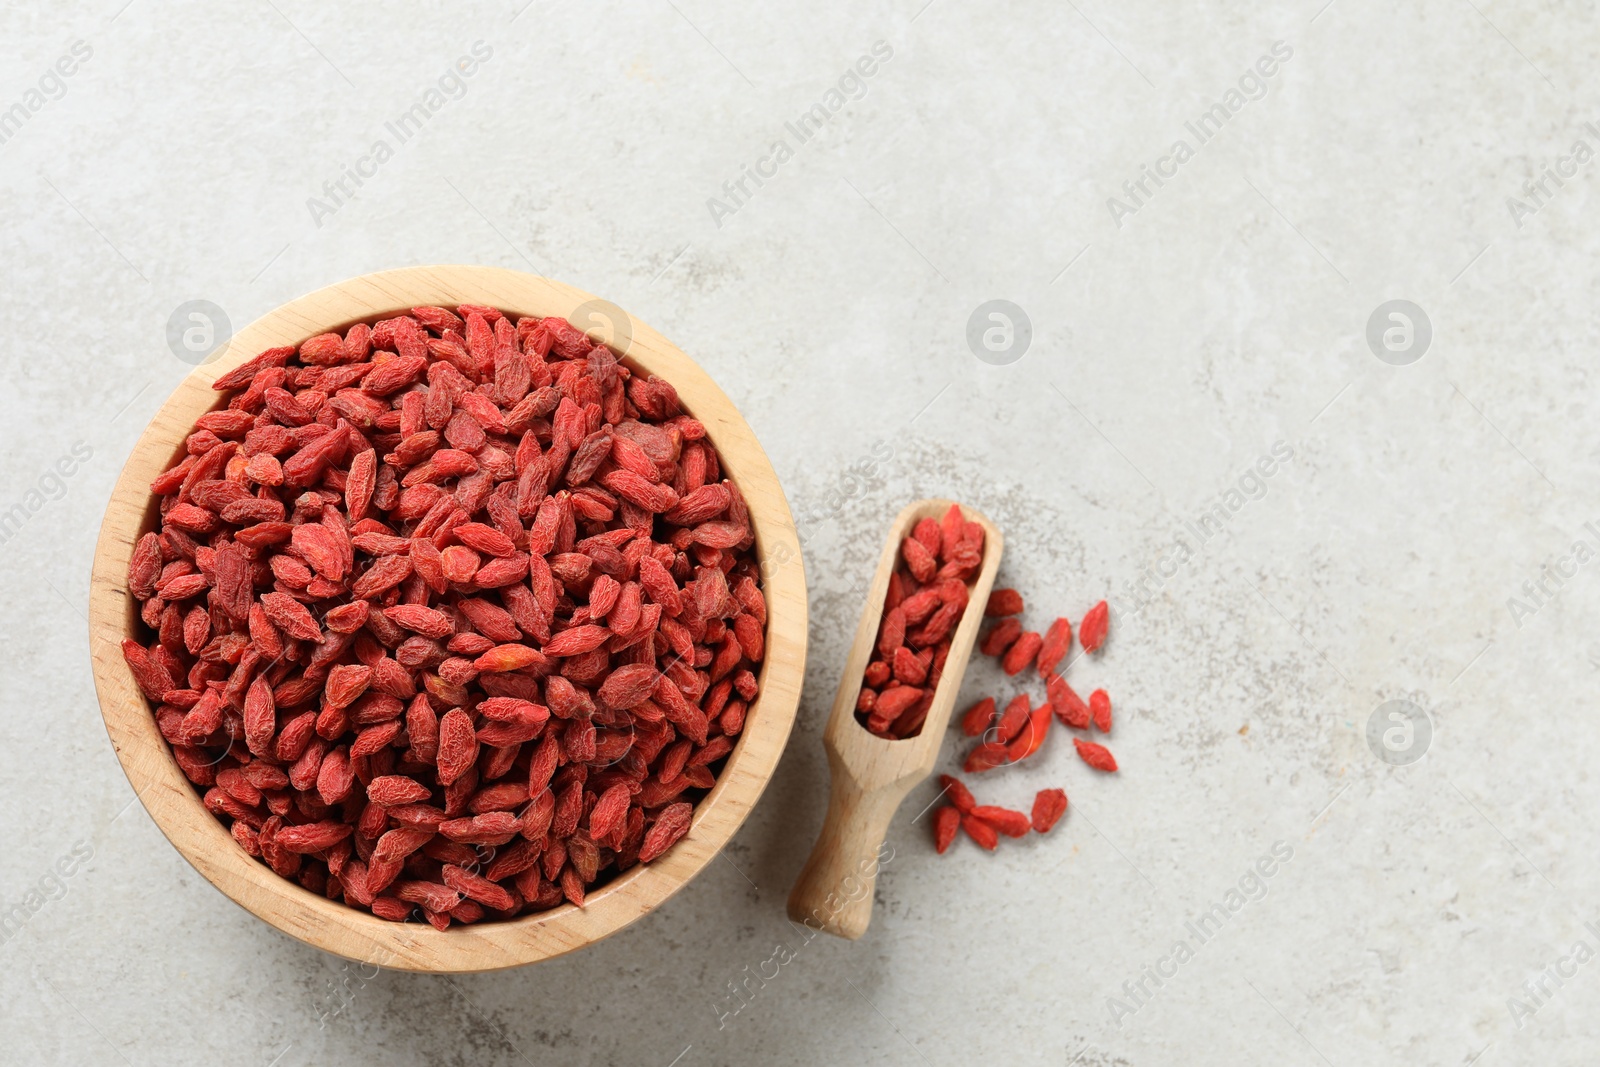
[1,1,1595,1063]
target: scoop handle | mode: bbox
[785,748,912,940]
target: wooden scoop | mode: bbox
[787,499,1003,939]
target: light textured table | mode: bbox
[1,2,1594,1063]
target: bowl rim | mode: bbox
[88,265,808,973]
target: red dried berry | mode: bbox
[959,696,996,737]
[1048,675,1091,730]
[1079,600,1109,653]
[938,773,976,813]
[1073,738,1118,772]
[368,775,431,807]
[441,864,515,911]
[938,504,965,558]
[588,783,632,840]
[598,663,660,709]
[638,802,693,863]
[1037,617,1072,676]
[994,694,1031,744]
[864,660,891,688]
[435,708,478,786]
[1089,688,1112,732]
[977,622,1016,662]
[961,813,999,851]
[1005,701,1052,763]
[901,536,937,583]
[963,741,1010,774]
[971,805,1030,838]
[933,806,960,854]
[1031,788,1068,833]
[274,821,353,853]
[1001,631,1042,675]
[984,588,1023,617]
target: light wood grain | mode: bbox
[88,266,808,973]
[786,500,1002,939]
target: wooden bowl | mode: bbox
[88,266,808,972]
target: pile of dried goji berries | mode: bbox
[933,593,1116,853]
[121,305,765,928]
[854,505,984,739]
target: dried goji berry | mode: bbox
[959,696,996,737]
[1037,617,1072,676]
[1001,631,1042,675]
[994,694,1031,744]
[1004,701,1052,763]
[1074,738,1118,772]
[638,802,693,863]
[938,773,976,813]
[977,617,1018,658]
[971,805,1030,838]
[963,740,1010,774]
[1079,600,1109,653]
[984,588,1023,617]
[1048,675,1091,730]
[367,775,431,806]
[933,805,960,854]
[274,821,353,853]
[1031,788,1068,833]
[1089,688,1112,732]
[961,813,999,851]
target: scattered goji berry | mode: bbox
[1048,675,1091,730]
[1004,701,1051,763]
[1037,617,1072,676]
[1074,738,1118,772]
[960,696,996,737]
[1079,600,1109,653]
[963,740,1011,774]
[1090,688,1112,732]
[961,813,999,851]
[984,588,1023,617]
[1031,788,1068,833]
[933,805,960,853]
[993,694,1031,744]
[971,805,1030,838]
[979,617,1022,657]
[938,773,976,813]
[1001,631,1042,675]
